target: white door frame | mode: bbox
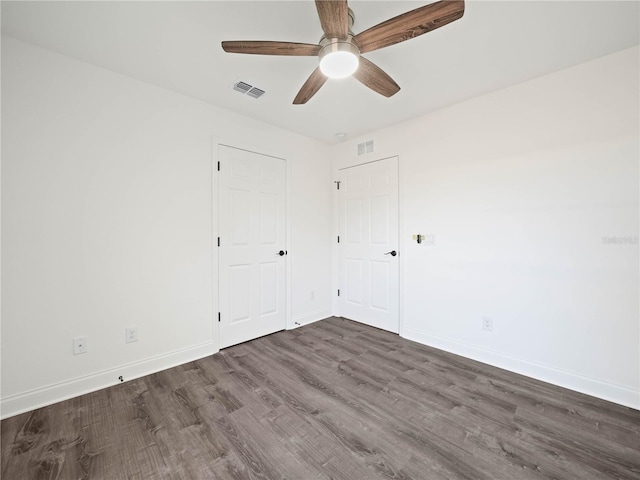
[211,138,292,351]
[335,155,402,334]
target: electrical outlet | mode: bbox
[310,291,315,301]
[125,326,139,344]
[482,317,494,332]
[73,336,87,355]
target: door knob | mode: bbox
[277,250,287,256]
[384,250,397,257]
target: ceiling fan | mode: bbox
[221,0,465,104]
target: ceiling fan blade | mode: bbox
[354,0,465,54]
[353,57,400,98]
[315,0,349,39]
[293,68,328,104]
[222,41,321,56]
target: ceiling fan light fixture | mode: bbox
[221,1,465,104]
[319,39,360,79]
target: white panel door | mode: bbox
[218,145,286,348]
[338,157,399,333]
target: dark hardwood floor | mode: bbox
[2,317,639,479]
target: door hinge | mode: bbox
[334,180,340,190]
[337,235,340,243]
[218,312,221,322]
[337,289,340,297]
[217,237,220,247]
[217,161,220,171]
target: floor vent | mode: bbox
[233,81,265,99]
[357,140,374,155]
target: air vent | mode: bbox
[233,81,252,93]
[357,139,374,155]
[247,87,265,99]
[232,81,265,99]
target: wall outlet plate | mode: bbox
[73,336,87,355]
[125,326,139,344]
[482,317,494,332]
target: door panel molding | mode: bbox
[212,142,291,348]
[337,156,399,333]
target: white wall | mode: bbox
[1,37,332,418]
[333,47,639,409]
[2,36,638,418]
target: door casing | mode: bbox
[213,140,292,350]
[336,156,400,333]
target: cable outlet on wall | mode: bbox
[125,326,139,344]
[482,317,494,332]
[73,336,88,355]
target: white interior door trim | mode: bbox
[212,138,292,350]
[337,155,400,333]
[332,151,404,335]
[397,154,405,337]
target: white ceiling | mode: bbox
[2,1,639,144]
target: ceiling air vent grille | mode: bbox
[247,87,265,99]
[357,140,374,156]
[233,81,265,99]
[233,81,252,93]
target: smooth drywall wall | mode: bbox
[1,37,332,417]
[332,46,639,409]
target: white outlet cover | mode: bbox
[73,336,87,355]
[126,326,139,343]
[482,317,494,331]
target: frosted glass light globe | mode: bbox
[319,50,359,79]
[318,39,360,79]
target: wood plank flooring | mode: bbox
[2,316,639,479]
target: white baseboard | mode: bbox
[402,328,640,411]
[1,342,218,420]
[6,326,635,419]
[290,310,332,329]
